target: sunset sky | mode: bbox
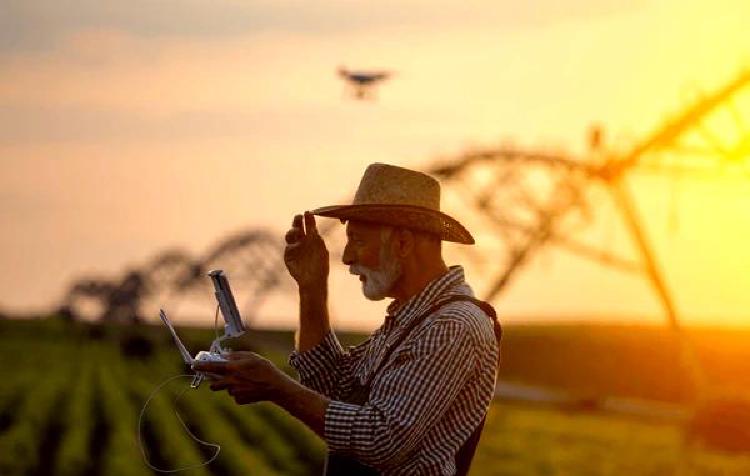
[1,0,749,329]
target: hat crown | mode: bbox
[353,163,440,210]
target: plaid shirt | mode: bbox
[289,266,499,475]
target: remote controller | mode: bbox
[159,269,245,388]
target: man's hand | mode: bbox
[195,351,330,437]
[284,212,329,291]
[194,351,287,404]
[285,211,331,353]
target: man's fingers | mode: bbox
[292,214,305,236]
[284,242,302,258]
[285,228,303,244]
[225,351,256,360]
[193,361,229,374]
[304,211,318,236]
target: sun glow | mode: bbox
[1,0,748,328]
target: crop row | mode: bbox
[169,383,280,476]
[54,361,96,476]
[126,347,286,475]
[128,376,214,476]
[0,360,71,474]
[1,338,327,476]
[132,347,325,474]
[96,360,153,476]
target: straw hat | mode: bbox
[312,163,474,244]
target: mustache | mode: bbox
[349,264,374,276]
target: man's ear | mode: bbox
[394,228,415,258]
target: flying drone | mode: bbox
[337,65,393,100]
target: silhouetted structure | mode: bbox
[61,230,290,325]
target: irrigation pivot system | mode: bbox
[57,69,750,449]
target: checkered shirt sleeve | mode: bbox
[288,329,370,399]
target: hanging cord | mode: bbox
[138,304,226,471]
[210,304,227,354]
[138,376,221,472]
[215,303,220,342]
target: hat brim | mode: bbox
[312,204,475,245]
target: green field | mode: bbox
[1,318,749,475]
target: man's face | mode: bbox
[343,221,403,301]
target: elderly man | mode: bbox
[196,163,501,476]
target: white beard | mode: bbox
[350,241,402,301]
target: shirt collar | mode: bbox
[385,265,467,327]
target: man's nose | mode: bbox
[342,243,354,266]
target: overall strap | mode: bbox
[450,297,500,476]
[365,294,495,387]
[464,297,502,361]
